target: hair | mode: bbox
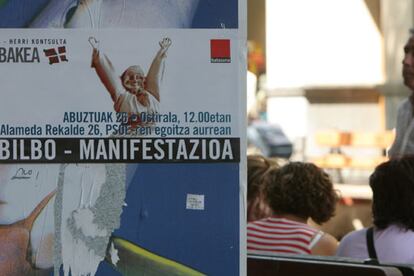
[120,65,145,89]
[370,156,414,231]
[247,155,279,221]
[247,155,279,201]
[265,162,338,224]
[405,30,414,113]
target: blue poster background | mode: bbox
[96,163,240,276]
[0,0,238,28]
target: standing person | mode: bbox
[90,36,171,112]
[247,162,339,256]
[90,37,171,125]
[389,29,414,158]
[337,157,414,263]
[247,155,278,222]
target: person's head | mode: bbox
[121,65,145,94]
[247,155,279,221]
[370,156,414,231]
[247,155,278,201]
[265,162,338,224]
[403,29,414,91]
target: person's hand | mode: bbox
[158,37,171,58]
[159,37,172,50]
[88,36,99,49]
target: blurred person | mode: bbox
[389,29,414,158]
[247,155,278,222]
[337,157,414,263]
[247,162,339,256]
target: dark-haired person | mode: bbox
[247,155,278,222]
[247,162,339,256]
[336,157,414,262]
[389,29,414,157]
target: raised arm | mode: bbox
[90,38,123,103]
[146,38,171,101]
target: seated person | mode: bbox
[337,157,414,263]
[247,162,339,256]
[247,155,278,222]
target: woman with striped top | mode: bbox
[247,162,339,256]
[247,155,279,222]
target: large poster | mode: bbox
[0,1,246,276]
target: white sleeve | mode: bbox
[91,49,124,103]
[388,100,410,158]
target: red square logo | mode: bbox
[210,39,231,63]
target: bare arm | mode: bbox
[146,38,171,101]
[91,44,123,103]
[311,233,338,256]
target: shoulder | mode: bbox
[114,90,128,101]
[145,90,157,99]
[247,218,269,236]
[377,224,414,240]
[391,98,412,134]
[398,98,410,108]
[145,90,160,105]
[397,98,411,115]
[311,232,338,256]
[247,217,270,227]
[341,228,367,241]
[336,228,367,257]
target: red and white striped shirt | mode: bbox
[247,216,323,255]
